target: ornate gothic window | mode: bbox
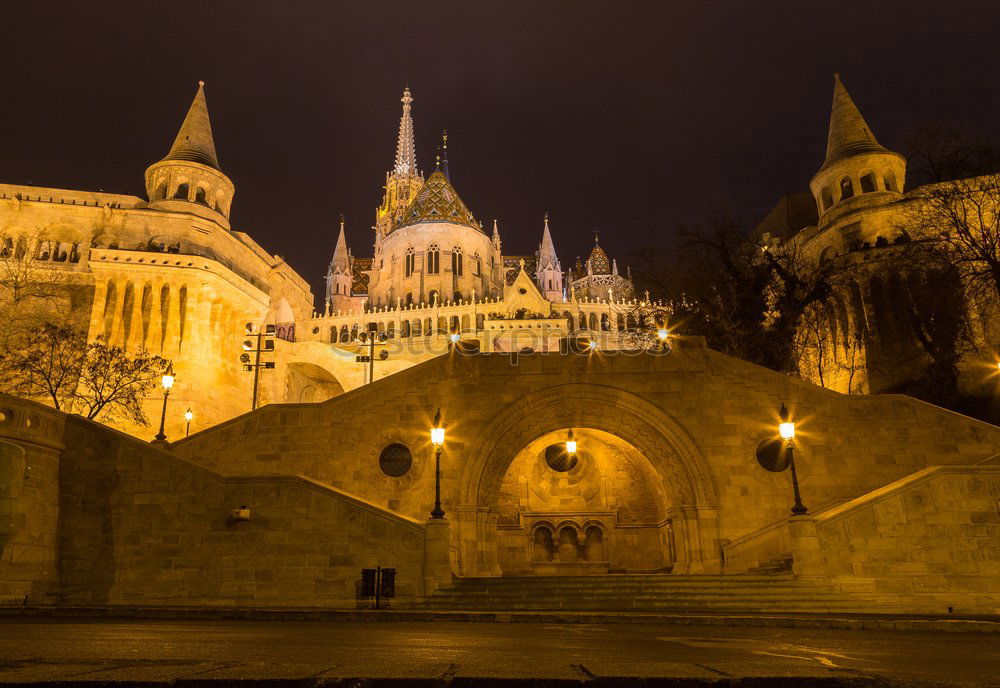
[427,244,440,274]
[452,246,463,276]
[173,183,189,200]
[473,253,481,276]
[405,247,415,277]
[839,177,855,200]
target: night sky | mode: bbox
[2,1,998,301]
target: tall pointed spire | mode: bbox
[538,212,558,268]
[820,74,890,171]
[331,215,350,272]
[394,87,417,176]
[162,81,221,170]
[492,219,501,245]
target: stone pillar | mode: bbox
[787,515,826,577]
[107,279,128,346]
[87,278,108,342]
[146,281,163,354]
[422,517,452,597]
[126,282,146,351]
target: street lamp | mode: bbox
[184,407,193,437]
[241,322,275,410]
[430,408,445,519]
[153,363,174,443]
[657,328,669,341]
[356,330,389,384]
[565,428,577,455]
[779,402,808,516]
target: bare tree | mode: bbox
[903,124,1000,187]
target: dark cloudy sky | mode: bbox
[2,1,998,300]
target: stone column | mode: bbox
[107,279,128,346]
[422,517,452,597]
[87,278,109,342]
[126,281,146,351]
[787,515,826,577]
[146,281,163,354]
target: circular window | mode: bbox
[379,443,413,477]
[544,444,578,472]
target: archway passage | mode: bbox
[457,384,720,577]
[285,361,345,403]
[496,429,672,575]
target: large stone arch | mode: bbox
[455,383,722,575]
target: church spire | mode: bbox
[538,213,558,268]
[162,81,221,170]
[820,73,890,171]
[331,215,350,272]
[394,87,417,176]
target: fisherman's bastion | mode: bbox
[0,77,997,615]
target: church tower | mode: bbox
[809,74,906,227]
[325,217,354,314]
[144,81,235,229]
[535,213,563,301]
[375,87,424,240]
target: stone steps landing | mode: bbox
[424,574,874,613]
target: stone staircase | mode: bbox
[423,573,876,614]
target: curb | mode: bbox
[1,606,998,633]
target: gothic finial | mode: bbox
[441,129,450,179]
[393,86,417,176]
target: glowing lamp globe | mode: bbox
[657,328,669,341]
[565,428,577,455]
[431,408,445,447]
[778,403,794,440]
[184,408,194,422]
[449,333,460,343]
[161,370,175,390]
[588,340,598,350]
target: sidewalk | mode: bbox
[3,604,999,633]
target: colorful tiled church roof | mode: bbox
[393,169,482,232]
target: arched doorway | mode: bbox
[457,384,720,577]
[496,428,671,574]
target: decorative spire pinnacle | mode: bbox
[538,212,559,270]
[393,87,417,176]
[492,219,501,244]
[162,81,221,170]
[820,73,891,171]
[331,217,350,272]
[441,129,450,180]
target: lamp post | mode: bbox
[153,364,174,443]
[356,330,389,385]
[779,402,808,515]
[565,428,577,456]
[184,407,193,437]
[430,408,445,519]
[241,322,275,410]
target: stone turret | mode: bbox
[326,217,354,313]
[535,213,563,301]
[809,74,906,226]
[145,81,235,228]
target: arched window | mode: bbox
[195,187,208,205]
[579,313,586,330]
[412,319,422,337]
[427,244,440,274]
[405,292,413,306]
[173,183,189,200]
[883,170,898,192]
[405,248,415,277]
[37,241,51,261]
[154,182,167,201]
[601,313,610,331]
[860,172,877,193]
[453,291,462,303]
[428,289,438,305]
[821,187,834,211]
[564,311,574,331]
[452,246,463,276]
[401,320,411,338]
[473,253,481,276]
[386,321,395,338]
[589,313,599,330]
[839,177,854,200]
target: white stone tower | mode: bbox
[535,213,563,301]
[325,217,354,313]
[809,74,906,227]
[144,81,235,229]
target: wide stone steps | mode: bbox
[423,574,875,613]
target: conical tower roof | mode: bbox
[394,87,417,176]
[161,81,221,170]
[819,74,891,171]
[331,218,350,273]
[587,235,610,274]
[394,169,481,232]
[538,213,559,269]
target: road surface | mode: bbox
[0,618,996,685]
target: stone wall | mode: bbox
[814,465,1000,613]
[0,400,63,604]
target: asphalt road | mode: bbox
[0,619,996,685]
